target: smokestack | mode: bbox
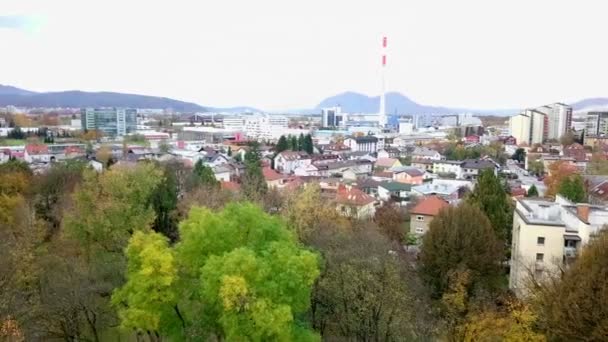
[577,204,590,223]
[379,36,388,127]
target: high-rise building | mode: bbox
[585,111,608,137]
[535,103,572,140]
[81,107,137,137]
[321,107,347,128]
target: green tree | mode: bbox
[559,131,576,146]
[297,133,305,151]
[535,227,608,340]
[558,174,586,203]
[527,184,539,197]
[158,140,172,154]
[151,162,179,241]
[529,160,545,176]
[227,146,232,157]
[511,148,526,163]
[289,135,298,151]
[193,159,218,187]
[276,135,288,153]
[466,169,513,243]
[420,203,504,298]
[303,134,314,154]
[242,143,267,201]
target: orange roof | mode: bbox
[25,144,49,155]
[410,196,449,216]
[376,157,399,168]
[262,167,286,181]
[336,185,375,206]
[221,181,241,192]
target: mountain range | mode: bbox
[1,84,607,115]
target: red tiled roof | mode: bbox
[262,167,286,181]
[221,181,241,192]
[590,181,608,201]
[410,196,449,216]
[25,144,49,155]
[510,187,527,197]
[336,185,375,206]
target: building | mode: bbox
[335,185,376,219]
[411,147,442,161]
[510,104,572,145]
[343,136,378,153]
[377,182,412,204]
[375,157,401,170]
[585,111,608,138]
[321,107,348,128]
[273,151,312,174]
[398,120,414,135]
[535,103,573,141]
[81,107,137,137]
[391,166,425,185]
[460,159,499,179]
[409,196,450,236]
[509,195,608,296]
[432,160,464,178]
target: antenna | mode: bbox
[379,36,388,127]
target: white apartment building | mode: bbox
[585,111,608,137]
[321,107,348,128]
[243,115,289,141]
[222,117,246,131]
[535,103,572,141]
[509,109,546,145]
[510,195,608,297]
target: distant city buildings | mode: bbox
[509,103,572,145]
[321,107,348,128]
[585,111,608,138]
[81,107,137,137]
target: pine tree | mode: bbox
[276,135,288,153]
[526,184,539,197]
[193,160,218,187]
[303,134,314,154]
[297,133,305,151]
[242,142,268,200]
[289,135,298,151]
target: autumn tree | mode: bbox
[113,203,320,341]
[544,161,578,198]
[586,153,608,175]
[374,203,406,242]
[466,169,513,243]
[535,227,608,340]
[420,203,504,298]
[95,145,113,166]
[559,131,576,146]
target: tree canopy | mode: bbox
[557,174,586,203]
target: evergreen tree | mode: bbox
[276,135,288,153]
[227,146,232,157]
[526,184,539,197]
[297,133,305,151]
[193,160,218,187]
[466,169,513,244]
[242,142,268,200]
[289,135,298,151]
[303,134,314,154]
[558,174,586,203]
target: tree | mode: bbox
[544,161,578,198]
[511,148,526,163]
[559,131,576,146]
[308,227,438,340]
[529,160,545,176]
[303,134,314,154]
[466,169,513,243]
[527,184,539,197]
[150,162,179,242]
[193,160,218,187]
[241,143,267,201]
[558,174,586,203]
[113,203,320,341]
[95,145,113,166]
[297,133,305,151]
[276,135,288,153]
[535,228,608,340]
[374,204,406,243]
[289,135,298,151]
[227,146,232,157]
[158,140,171,154]
[420,203,504,298]
[587,153,608,175]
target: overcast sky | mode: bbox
[1,0,606,110]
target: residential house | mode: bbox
[432,160,464,178]
[263,167,288,188]
[411,158,434,172]
[319,143,351,155]
[203,153,230,167]
[409,196,450,236]
[335,184,376,219]
[377,147,401,159]
[375,157,402,170]
[25,144,51,163]
[411,147,442,161]
[213,165,232,182]
[411,179,472,203]
[294,160,372,178]
[378,182,412,205]
[344,136,378,153]
[460,159,499,179]
[562,143,589,172]
[588,178,608,205]
[274,151,312,174]
[510,195,608,297]
[391,166,425,185]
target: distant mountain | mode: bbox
[570,98,608,111]
[0,86,205,112]
[314,91,517,115]
[207,106,263,113]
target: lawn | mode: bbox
[0,138,27,146]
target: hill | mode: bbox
[570,98,608,111]
[0,86,205,112]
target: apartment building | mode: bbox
[509,195,608,296]
[321,107,348,128]
[535,103,573,141]
[585,111,608,138]
[509,104,572,145]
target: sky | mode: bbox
[0,0,607,111]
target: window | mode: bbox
[415,227,424,234]
[536,253,544,262]
[416,216,424,221]
[537,237,545,245]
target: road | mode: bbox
[506,160,547,196]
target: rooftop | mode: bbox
[410,196,450,216]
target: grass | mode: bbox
[0,138,27,146]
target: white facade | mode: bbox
[222,117,246,131]
[510,195,608,296]
[321,107,348,127]
[536,103,572,141]
[398,120,414,135]
[432,161,463,178]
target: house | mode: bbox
[588,179,608,205]
[88,160,104,172]
[378,182,412,205]
[409,196,450,236]
[411,147,442,161]
[274,151,312,174]
[294,160,372,178]
[213,165,232,182]
[562,143,589,172]
[460,159,499,179]
[391,166,425,185]
[432,160,464,179]
[411,179,472,203]
[509,195,608,297]
[372,170,394,181]
[335,184,376,219]
[356,178,383,198]
[375,158,402,170]
[203,153,230,168]
[262,167,288,188]
[343,136,378,153]
[25,144,51,163]
[411,158,434,172]
[377,147,401,159]
[319,143,351,154]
